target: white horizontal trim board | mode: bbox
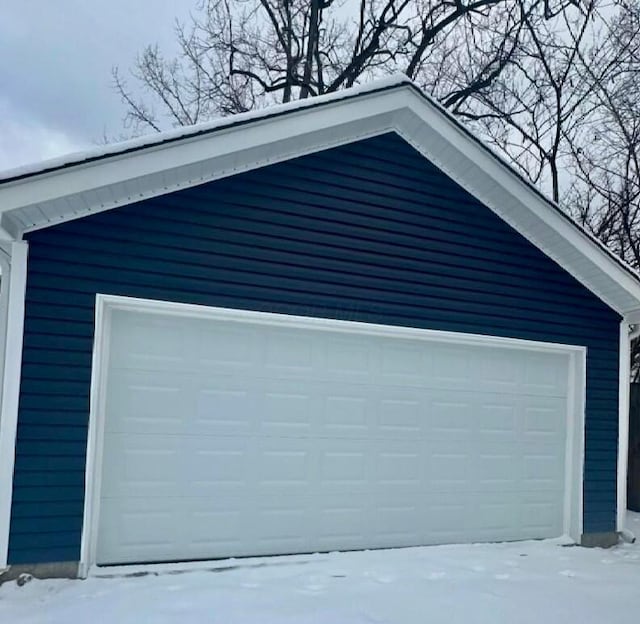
[80,294,586,574]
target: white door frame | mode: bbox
[79,293,587,576]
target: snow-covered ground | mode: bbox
[3,512,640,623]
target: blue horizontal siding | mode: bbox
[9,132,621,563]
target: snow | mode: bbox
[0,74,414,183]
[2,512,640,624]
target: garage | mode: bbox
[3,77,634,578]
[91,299,578,565]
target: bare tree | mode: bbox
[114,0,640,266]
[114,0,640,374]
[448,0,605,202]
[567,2,640,265]
[113,0,542,135]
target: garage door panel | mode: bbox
[187,437,253,495]
[256,437,313,494]
[195,380,255,435]
[523,352,570,396]
[196,323,259,369]
[522,450,566,489]
[265,328,317,373]
[426,494,470,540]
[477,349,521,392]
[374,439,424,490]
[427,392,476,441]
[97,496,185,564]
[101,433,183,500]
[97,308,572,565]
[523,397,567,437]
[185,509,249,553]
[321,394,370,437]
[110,311,193,372]
[376,391,425,438]
[428,448,475,492]
[378,340,430,383]
[477,452,520,486]
[476,399,518,439]
[104,370,189,434]
[315,497,370,547]
[520,491,565,535]
[323,335,373,380]
[260,380,316,435]
[318,439,370,491]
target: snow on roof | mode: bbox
[0,74,414,183]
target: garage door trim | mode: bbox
[79,294,586,575]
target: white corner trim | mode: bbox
[0,241,28,568]
[0,244,11,412]
[564,347,587,540]
[617,321,632,532]
[79,294,587,572]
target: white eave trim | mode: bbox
[0,88,408,232]
[1,81,640,315]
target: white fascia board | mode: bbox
[622,309,640,324]
[0,88,409,226]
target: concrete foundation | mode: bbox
[0,561,79,585]
[580,532,620,548]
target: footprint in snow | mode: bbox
[494,573,510,580]
[240,572,262,589]
[363,570,395,583]
[301,576,325,593]
[471,565,486,573]
[559,570,576,578]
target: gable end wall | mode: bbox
[8,133,621,564]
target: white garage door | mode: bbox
[95,306,571,565]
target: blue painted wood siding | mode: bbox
[9,132,620,564]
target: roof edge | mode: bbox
[0,75,416,185]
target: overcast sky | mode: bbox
[0,1,196,173]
